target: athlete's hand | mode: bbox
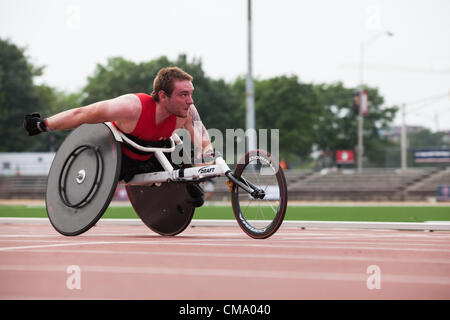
[192,149,216,166]
[23,113,50,136]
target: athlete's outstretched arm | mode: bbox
[24,94,141,136]
[46,94,141,131]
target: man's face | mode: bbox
[163,80,194,118]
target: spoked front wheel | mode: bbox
[231,150,288,239]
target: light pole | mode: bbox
[357,31,394,172]
[401,103,407,170]
[246,0,256,152]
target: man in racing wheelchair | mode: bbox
[23,67,211,208]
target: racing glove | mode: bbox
[23,113,50,136]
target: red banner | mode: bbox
[360,90,369,116]
[336,150,355,164]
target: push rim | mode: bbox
[58,145,103,208]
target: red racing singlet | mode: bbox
[112,93,177,161]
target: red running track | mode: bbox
[0,222,449,300]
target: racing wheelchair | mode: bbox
[46,123,288,239]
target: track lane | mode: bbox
[1,223,450,299]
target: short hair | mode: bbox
[151,67,193,102]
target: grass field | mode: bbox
[0,204,449,222]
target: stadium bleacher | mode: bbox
[405,168,450,199]
[288,167,440,201]
[0,175,47,199]
[0,167,448,201]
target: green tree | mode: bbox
[314,82,398,167]
[35,85,83,151]
[82,56,161,103]
[408,128,449,148]
[231,75,322,161]
[258,76,321,160]
[0,38,43,151]
[172,55,241,132]
[82,54,241,134]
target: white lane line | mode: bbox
[0,240,73,244]
[2,239,450,253]
[2,232,450,250]
[5,228,450,240]
[277,232,450,240]
[0,241,114,251]
[264,239,450,247]
[3,217,450,231]
[0,235,447,246]
[0,235,63,238]
[17,248,450,264]
[2,236,450,248]
[1,264,449,285]
[177,242,450,252]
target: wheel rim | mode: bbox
[233,152,285,235]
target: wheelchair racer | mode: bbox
[23,67,212,207]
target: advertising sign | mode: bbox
[413,149,450,163]
[336,150,355,164]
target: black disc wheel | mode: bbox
[126,182,195,236]
[46,123,121,236]
[231,150,288,239]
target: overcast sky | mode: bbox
[1,0,450,132]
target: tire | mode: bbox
[126,182,195,236]
[231,150,288,239]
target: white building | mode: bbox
[0,153,55,176]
